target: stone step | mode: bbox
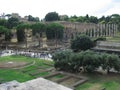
[30,68,54,76]
[54,76,71,83]
[43,72,60,78]
[71,79,88,87]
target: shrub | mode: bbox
[53,50,120,73]
[81,50,100,72]
[71,34,94,52]
[53,50,101,72]
[52,50,72,71]
[94,37,106,42]
[101,53,120,73]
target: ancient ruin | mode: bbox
[60,22,118,40]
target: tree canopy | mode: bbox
[31,23,46,47]
[16,23,30,42]
[27,15,39,22]
[7,17,20,29]
[45,12,60,21]
[31,23,46,36]
[46,23,64,40]
[0,26,11,41]
[71,34,94,51]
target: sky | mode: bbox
[0,0,120,19]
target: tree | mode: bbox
[53,49,120,73]
[0,26,11,49]
[0,19,7,27]
[27,15,39,22]
[16,23,30,42]
[85,14,90,23]
[0,26,11,41]
[81,50,100,72]
[89,16,98,24]
[46,23,64,47]
[31,23,46,47]
[7,17,19,29]
[0,26,6,33]
[101,53,120,74]
[105,16,111,23]
[76,16,86,22]
[71,34,93,51]
[53,50,101,72]
[45,12,60,21]
[99,16,106,23]
[52,50,73,71]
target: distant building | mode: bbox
[59,15,68,21]
[11,13,28,23]
[11,13,21,19]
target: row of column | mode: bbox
[86,24,118,37]
[64,24,118,39]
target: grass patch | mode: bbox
[106,36,120,42]
[0,55,31,61]
[76,73,120,90]
[76,83,93,90]
[102,81,120,90]
[34,72,49,77]
[0,55,54,82]
[0,69,33,82]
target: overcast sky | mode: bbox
[0,0,120,19]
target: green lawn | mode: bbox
[0,55,54,82]
[0,69,33,82]
[34,72,49,77]
[0,55,33,64]
[106,36,120,42]
[76,73,120,90]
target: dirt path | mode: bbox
[12,60,36,69]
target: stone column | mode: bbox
[88,29,90,36]
[108,24,111,36]
[97,24,100,37]
[104,24,106,36]
[103,24,105,36]
[92,29,94,37]
[111,24,114,36]
[115,24,118,36]
[94,25,97,37]
[114,24,117,36]
[113,24,115,36]
[106,24,109,36]
[100,24,103,37]
[90,29,92,37]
